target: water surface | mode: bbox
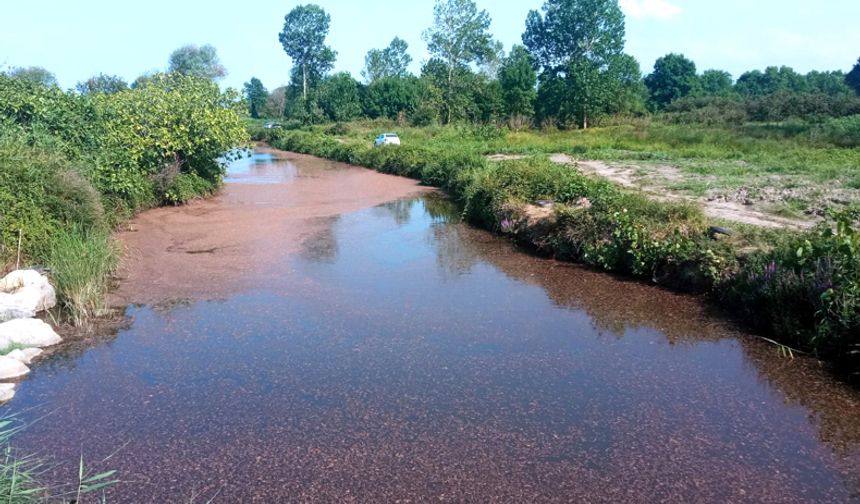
[8,150,860,502]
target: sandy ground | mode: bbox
[110,148,430,306]
[489,154,814,229]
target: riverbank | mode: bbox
[253,127,860,380]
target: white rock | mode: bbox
[0,270,45,291]
[0,270,56,322]
[0,356,29,380]
[5,348,43,365]
[0,319,62,348]
[0,383,14,402]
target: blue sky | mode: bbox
[2,0,858,91]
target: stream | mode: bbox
[7,148,860,502]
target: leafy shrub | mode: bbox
[816,115,860,147]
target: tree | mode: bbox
[699,70,733,97]
[317,72,362,121]
[362,37,413,83]
[523,0,627,128]
[645,53,699,108]
[7,66,57,87]
[735,66,807,97]
[498,45,537,119]
[422,0,496,123]
[76,74,128,95]
[847,58,860,95]
[362,76,425,120]
[278,4,336,102]
[243,78,268,118]
[168,44,227,80]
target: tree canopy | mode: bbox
[498,45,537,119]
[243,78,268,118]
[168,44,227,81]
[76,74,128,95]
[6,66,57,87]
[423,0,496,123]
[278,4,336,101]
[847,58,860,95]
[645,53,699,108]
[523,0,627,128]
[362,37,413,83]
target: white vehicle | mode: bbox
[374,133,401,146]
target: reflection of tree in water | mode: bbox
[427,215,860,481]
[371,199,415,226]
[300,215,341,264]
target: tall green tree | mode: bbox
[699,69,733,97]
[847,58,860,95]
[168,44,227,80]
[498,45,537,119]
[76,74,128,95]
[523,0,627,128]
[278,4,336,102]
[362,76,426,120]
[6,66,57,87]
[362,37,413,83]
[317,72,362,121]
[645,53,700,108]
[243,77,268,118]
[422,0,496,123]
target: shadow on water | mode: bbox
[5,155,860,502]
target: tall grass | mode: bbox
[47,226,118,326]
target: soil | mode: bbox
[110,147,431,306]
[489,153,817,230]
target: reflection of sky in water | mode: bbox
[224,151,297,185]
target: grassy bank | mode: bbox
[0,74,248,324]
[270,119,860,223]
[254,123,859,380]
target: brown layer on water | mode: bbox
[110,148,430,306]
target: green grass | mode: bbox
[46,225,118,326]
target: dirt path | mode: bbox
[488,153,815,230]
[111,147,431,306]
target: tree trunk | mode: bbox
[582,102,588,130]
[302,64,308,102]
[446,64,453,124]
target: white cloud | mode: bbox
[620,0,682,20]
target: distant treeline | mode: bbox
[245,0,860,129]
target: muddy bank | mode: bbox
[111,148,430,306]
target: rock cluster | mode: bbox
[0,270,62,402]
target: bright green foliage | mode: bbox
[5,66,57,87]
[523,0,630,128]
[498,45,537,119]
[76,74,128,95]
[168,44,227,81]
[422,0,496,123]
[317,72,362,122]
[699,69,734,97]
[847,58,860,95]
[244,77,268,118]
[362,37,413,83]
[645,53,700,109]
[1,71,247,323]
[93,73,248,204]
[279,4,336,101]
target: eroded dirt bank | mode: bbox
[111,147,430,306]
